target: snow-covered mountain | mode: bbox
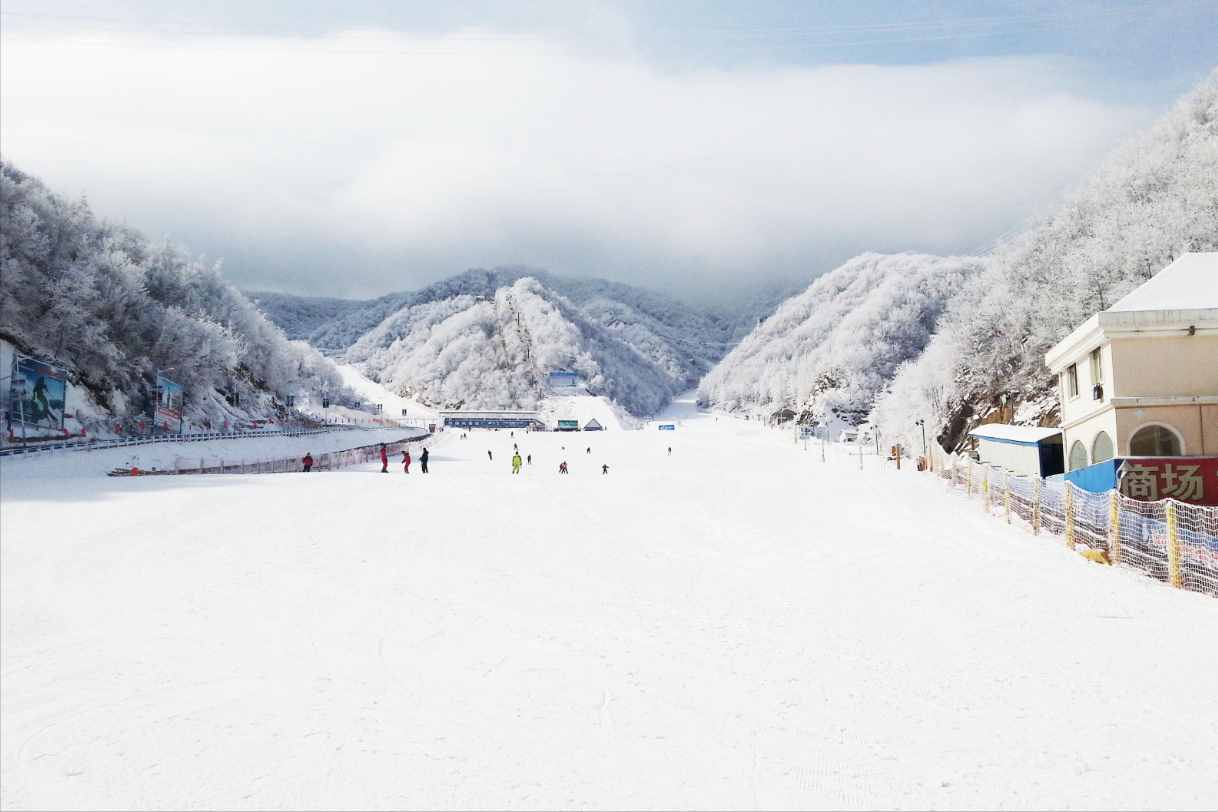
[244,292,367,341]
[346,277,684,416]
[870,68,1218,452]
[698,253,984,426]
[253,268,790,416]
[0,161,347,430]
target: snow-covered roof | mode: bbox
[968,424,1061,445]
[1108,252,1218,312]
[1046,252,1218,371]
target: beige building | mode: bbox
[1044,252,1218,471]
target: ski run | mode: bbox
[2,395,1215,810]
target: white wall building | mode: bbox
[1044,253,1218,471]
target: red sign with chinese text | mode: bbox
[1119,457,1218,506]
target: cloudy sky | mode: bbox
[2,1,1215,301]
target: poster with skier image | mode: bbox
[9,354,67,430]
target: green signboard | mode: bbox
[557,420,580,431]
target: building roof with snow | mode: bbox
[1046,252,1218,371]
[968,424,1062,446]
[1108,252,1218,312]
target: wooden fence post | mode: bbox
[1064,484,1075,550]
[1108,491,1121,565]
[1166,501,1182,588]
[1003,471,1011,524]
[1032,478,1042,535]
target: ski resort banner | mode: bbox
[8,354,67,430]
[154,373,184,433]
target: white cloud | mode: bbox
[0,28,1150,297]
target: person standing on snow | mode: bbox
[586,446,591,454]
[302,452,314,472]
[488,450,493,461]
[511,451,523,474]
[403,449,412,474]
[667,446,672,456]
[526,454,532,465]
[380,444,389,473]
[602,464,609,475]
[420,447,429,474]
[559,461,569,474]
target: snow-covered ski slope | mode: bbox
[334,364,437,420]
[2,394,1216,810]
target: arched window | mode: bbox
[1092,431,1114,464]
[1068,440,1088,471]
[1130,424,1183,456]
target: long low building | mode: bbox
[967,424,1064,478]
[439,410,546,430]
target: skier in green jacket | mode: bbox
[511,452,523,474]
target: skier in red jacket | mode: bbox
[402,449,412,474]
[302,452,314,473]
[380,444,389,473]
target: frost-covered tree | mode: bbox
[698,253,984,424]
[871,68,1218,450]
[0,161,348,425]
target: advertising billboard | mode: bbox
[1119,457,1218,506]
[8,354,67,430]
[155,373,184,433]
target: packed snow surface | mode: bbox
[2,395,1216,810]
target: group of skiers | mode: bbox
[300,434,668,476]
[378,443,429,474]
[500,440,610,475]
[301,445,431,474]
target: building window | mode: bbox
[1068,440,1089,471]
[1130,424,1183,456]
[1090,347,1103,383]
[1066,364,1079,399]
[1092,431,1114,464]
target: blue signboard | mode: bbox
[658,423,676,431]
[155,373,184,432]
[548,370,579,387]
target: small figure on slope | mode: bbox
[420,447,429,474]
[302,452,314,473]
[559,461,569,474]
[511,452,523,474]
[602,464,609,475]
[402,449,412,474]
[380,444,389,473]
